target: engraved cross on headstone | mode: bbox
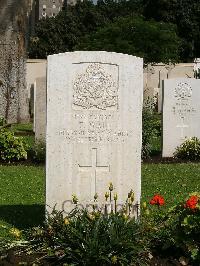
[176,118,189,139]
[78,148,110,196]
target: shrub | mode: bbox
[24,187,149,265]
[29,209,150,265]
[174,137,200,161]
[142,99,158,158]
[3,192,200,265]
[0,117,5,126]
[0,129,28,162]
[29,141,46,163]
[151,193,200,264]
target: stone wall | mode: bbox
[27,59,195,112]
[143,63,194,112]
[144,63,194,100]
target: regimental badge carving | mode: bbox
[173,82,194,122]
[73,63,118,110]
[174,82,192,99]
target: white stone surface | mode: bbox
[143,63,194,106]
[34,77,46,142]
[46,51,143,213]
[168,64,194,79]
[162,78,200,157]
[194,58,200,74]
[26,59,47,88]
[26,59,47,102]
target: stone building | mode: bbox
[37,0,65,19]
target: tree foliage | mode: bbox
[29,1,108,58]
[143,0,200,60]
[77,15,181,63]
[29,0,194,62]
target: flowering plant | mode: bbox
[184,195,199,210]
[150,194,165,206]
[174,137,200,161]
[152,193,200,263]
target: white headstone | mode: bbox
[46,51,143,214]
[34,77,46,142]
[194,58,200,76]
[162,78,200,157]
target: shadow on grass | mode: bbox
[0,205,45,229]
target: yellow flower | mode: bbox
[128,198,132,206]
[123,213,129,220]
[128,190,134,202]
[10,228,21,238]
[105,192,109,201]
[109,182,113,191]
[111,255,118,264]
[114,193,118,201]
[72,194,78,204]
[142,202,147,209]
[87,213,95,220]
[130,193,134,203]
[64,218,70,225]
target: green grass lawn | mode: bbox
[10,123,33,133]
[0,162,200,239]
[150,135,161,156]
[0,165,45,239]
[10,123,35,148]
[142,163,200,206]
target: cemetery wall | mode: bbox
[144,63,194,109]
[26,59,47,98]
[26,59,47,120]
[27,59,194,109]
[28,60,195,136]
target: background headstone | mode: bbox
[194,58,200,77]
[46,51,143,213]
[26,59,47,121]
[162,78,200,157]
[34,77,46,142]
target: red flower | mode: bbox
[150,194,165,206]
[185,195,199,210]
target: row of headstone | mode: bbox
[34,78,200,158]
[32,51,200,213]
[33,60,200,147]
